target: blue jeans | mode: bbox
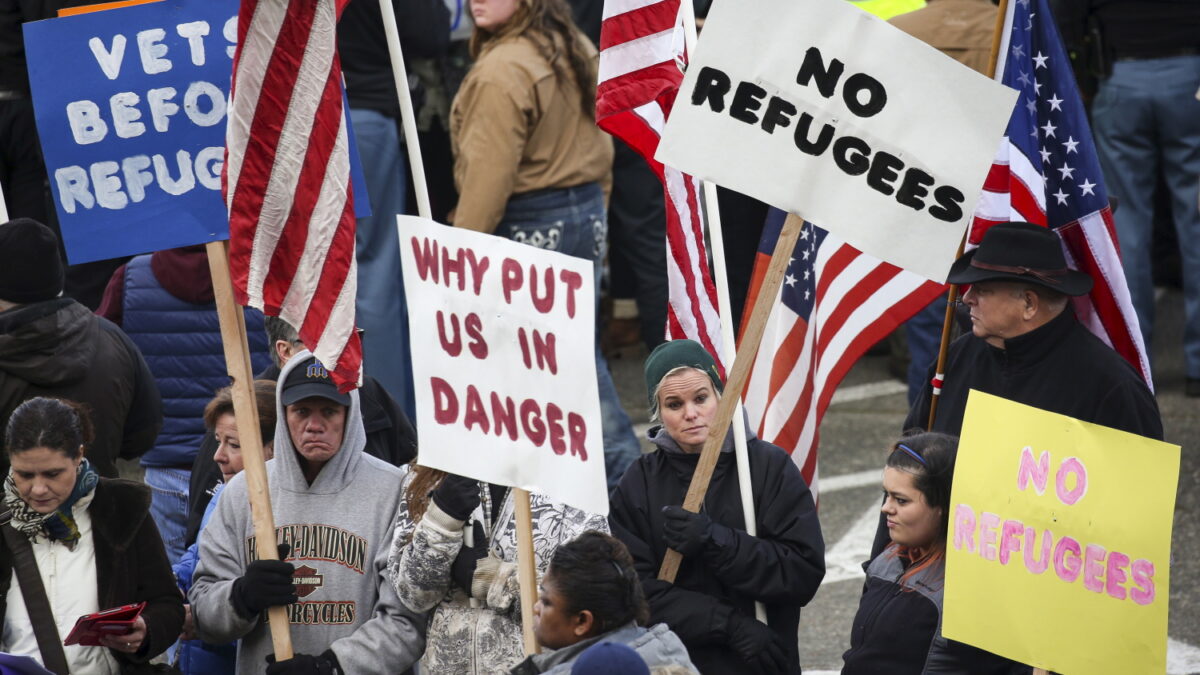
[1093,55,1200,379]
[496,183,642,489]
[350,108,417,419]
[145,466,189,567]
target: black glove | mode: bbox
[265,649,340,675]
[231,544,296,619]
[451,521,488,593]
[726,613,789,674]
[432,473,481,521]
[661,505,713,557]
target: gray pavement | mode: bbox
[607,287,1199,674]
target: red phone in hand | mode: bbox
[63,602,145,647]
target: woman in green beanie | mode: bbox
[608,339,826,674]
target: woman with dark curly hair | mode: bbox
[388,465,607,673]
[0,397,182,674]
[510,531,698,674]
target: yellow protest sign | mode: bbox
[943,390,1179,674]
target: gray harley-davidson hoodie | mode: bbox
[190,352,425,674]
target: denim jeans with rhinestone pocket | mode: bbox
[495,182,642,489]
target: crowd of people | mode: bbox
[0,222,1165,674]
[0,0,1190,672]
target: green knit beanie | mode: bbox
[643,339,724,407]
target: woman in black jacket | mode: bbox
[609,339,826,674]
[842,432,1028,674]
[0,397,183,674]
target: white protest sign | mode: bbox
[398,216,608,516]
[656,0,1018,282]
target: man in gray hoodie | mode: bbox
[190,352,425,674]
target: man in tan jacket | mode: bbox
[890,0,998,74]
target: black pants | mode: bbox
[0,98,51,225]
[607,142,669,350]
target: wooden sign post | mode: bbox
[514,489,540,655]
[658,213,804,581]
[397,218,610,656]
[927,0,1010,430]
[206,240,293,659]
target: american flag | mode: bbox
[595,0,724,372]
[224,0,363,390]
[741,216,946,494]
[973,0,1151,386]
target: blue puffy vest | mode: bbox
[122,255,272,467]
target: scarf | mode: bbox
[4,459,99,551]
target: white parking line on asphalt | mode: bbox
[822,502,878,585]
[821,469,880,494]
[830,379,907,405]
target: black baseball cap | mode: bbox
[281,356,351,407]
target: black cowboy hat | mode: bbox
[947,222,1093,296]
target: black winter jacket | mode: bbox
[0,299,161,478]
[338,0,450,116]
[878,308,1163,560]
[0,479,185,673]
[842,547,1029,675]
[609,428,825,674]
[906,306,1162,440]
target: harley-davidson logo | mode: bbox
[293,565,324,598]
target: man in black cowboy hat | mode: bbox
[904,221,1162,441]
[873,222,1165,560]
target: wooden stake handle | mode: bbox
[927,0,1010,430]
[926,279,961,430]
[1032,669,1049,675]
[513,489,540,656]
[206,241,293,659]
[658,214,805,582]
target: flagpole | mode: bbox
[206,240,293,659]
[927,0,1010,430]
[379,0,433,220]
[962,4,1051,674]
[660,214,804,583]
[678,0,766,624]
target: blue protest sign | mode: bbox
[24,0,371,264]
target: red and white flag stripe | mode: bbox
[597,0,725,373]
[742,230,945,495]
[225,0,362,389]
[964,0,1152,387]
